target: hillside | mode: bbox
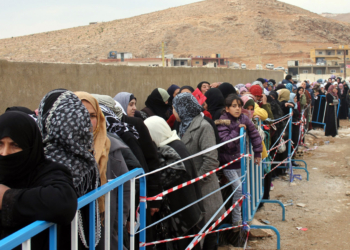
[321,13,350,23]
[1,0,350,68]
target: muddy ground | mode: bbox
[221,120,350,250]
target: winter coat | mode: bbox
[216,112,262,169]
[97,135,131,250]
[181,115,224,223]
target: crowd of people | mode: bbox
[0,74,348,250]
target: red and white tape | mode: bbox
[186,196,245,250]
[263,156,290,178]
[146,154,251,201]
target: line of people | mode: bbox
[0,76,343,250]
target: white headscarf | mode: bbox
[144,116,180,147]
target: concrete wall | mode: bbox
[0,60,283,113]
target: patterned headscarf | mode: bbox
[99,104,139,139]
[38,89,99,197]
[172,93,203,138]
[92,93,125,119]
[328,85,338,97]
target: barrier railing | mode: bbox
[311,95,327,130]
[0,168,146,250]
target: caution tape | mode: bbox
[146,154,251,201]
[271,113,292,126]
[263,156,290,178]
[186,196,246,250]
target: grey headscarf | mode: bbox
[252,81,264,91]
[172,93,203,138]
[92,93,125,119]
[113,92,135,115]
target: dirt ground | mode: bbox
[221,120,350,250]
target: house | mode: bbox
[310,45,349,64]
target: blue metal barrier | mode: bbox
[311,95,326,130]
[239,127,284,250]
[0,168,146,250]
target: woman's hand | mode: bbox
[254,157,261,165]
[150,208,159,216]
[239,124,247,130]
[0,184,10,210]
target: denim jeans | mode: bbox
[223,169,242,224]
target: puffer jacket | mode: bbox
[216,112,262,169]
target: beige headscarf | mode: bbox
[75,91,111,217]
[277,89,291,102]
[144,116,180,147]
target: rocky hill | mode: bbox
[321,13,350,23]
[1,0,350,68]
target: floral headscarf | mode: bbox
[172,93,203,138]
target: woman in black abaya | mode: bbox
[338,84,349,119]
[205,88,225,121]
[325,85,340,137]
[0,111,77,250]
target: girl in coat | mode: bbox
[0,111,77,250]
[216,94,262,226]
[172,93,224,250]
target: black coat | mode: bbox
[0,161,77,250]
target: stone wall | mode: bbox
[0,60,283,112]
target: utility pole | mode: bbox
[344,47,347,80]
[162,42,165,67]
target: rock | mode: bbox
[297,203,306,207]
[346,191,350,196]
[290,182,297,186]
[249,219,274,237]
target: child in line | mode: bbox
[216,94,262,226]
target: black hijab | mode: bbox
[296,87,304,102]
[197,81,210,92]
[275,84,286,91]
[180,85,195,93]
[269,90,279,100]
[218,82,237,99]
[0,111,45,188]
[5,106,35,115]
[205,88,225,120]
[145,88,170,120]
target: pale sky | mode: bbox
[1,0,349,39]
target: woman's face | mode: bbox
[0,137,22,156]
[246,105,254,111]
[333,88,338,94]
[201,83,210,94]
[226,99,242,118]
[298,88,304,95]
[173,107,181,122]
[82,100,97,132]
[127,99,137,117]
[203,102,208,110]
[294,96,297,103]
[173,88,180,97]
[268,85,273,91]
[301,82,306,89]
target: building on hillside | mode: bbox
[310,45,349,64]
[287,63,343,76]
[100,58,168,66]
[170,58,191,67]
[191,56,229,67]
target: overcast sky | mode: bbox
[1,0,349,39]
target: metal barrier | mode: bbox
[0,168,147,250]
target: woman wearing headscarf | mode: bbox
[197,81,211,94]
[75,92,131,250]
[113,92,137,117]
[325,85,340,137]
[245,83,252,90]
[205,88,225,121]
[172,93,224,250]
[179,85,195,94]
[37,89,102,249]
[167,84,180,105]
[92,94,125,119]
[275,84,286,92]
[337,84,348,119]
[218,82,237,99]
[144,116,204,250]
[289,93,301,152]
[296,87,307,111]
[140,88,170,120]
[0,111,77,250]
